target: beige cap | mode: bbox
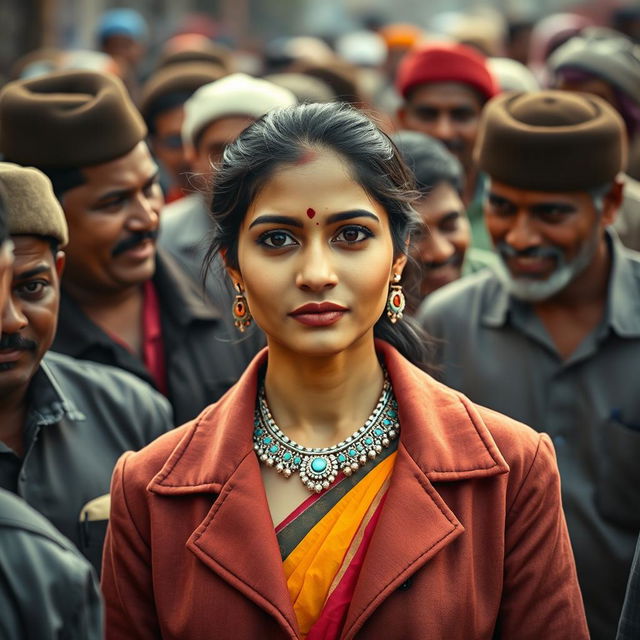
[0,163,68,246]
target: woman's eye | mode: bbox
[334,225,372,244]
[260,231,297,248]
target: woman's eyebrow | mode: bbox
[326,210,380,224]
[248,215,304,229]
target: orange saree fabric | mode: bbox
[278,450,397,639]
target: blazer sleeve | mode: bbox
[101,452,162,640]
[497,433,589,639]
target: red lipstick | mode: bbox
[289,302,348,327]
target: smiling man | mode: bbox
[0,70,258,424]
[0,163,171,576]
[418,90,640,640]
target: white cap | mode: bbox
[182,73,297,146]
[335,31,387,67]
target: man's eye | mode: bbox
[487,198,515,216]
[96,198,126,212]
[333,225,373,244]
[412,107,437,122]
[260,231,297,248]
[18,281,46,297]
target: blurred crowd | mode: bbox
[1,3,640,639]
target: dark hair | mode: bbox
[145,91,194,135]
[205,102,433,370]
[393,130,464,196]
[32,166,86,200]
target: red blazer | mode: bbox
[102,341,589,639]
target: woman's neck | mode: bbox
[263,335,385,449]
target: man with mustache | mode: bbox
[0,70,259,424]
[418,90,640,640]
[396,42,500,252]
[0,163,171,575]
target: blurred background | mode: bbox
[2,0,636,81]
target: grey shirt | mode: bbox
[0,489,103,639]
[417,231,640,640]
[0,351,172,574]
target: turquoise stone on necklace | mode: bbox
[311,458,328,473]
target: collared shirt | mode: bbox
[0,351,172,573]
[417,231,640,640]
[53,249,258,424]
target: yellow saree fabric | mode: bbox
[283,451,397,637]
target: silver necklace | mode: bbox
[253,374,400,493]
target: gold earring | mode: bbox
[386,274,405,324]
[232,283,252,332]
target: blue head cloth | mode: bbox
[97,9,148,43]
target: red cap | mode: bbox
[396,42,499,101]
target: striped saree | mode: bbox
[276,443,398,639]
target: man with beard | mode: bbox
[0,163,171,575]
[0,70,259,424]
[396,42,499,252]
[418,90,640,640]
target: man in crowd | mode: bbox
[418,90,640,639]
[393,130,496,313]
[0,69,259,424]
[160,73,296,317]
[140,61,225,202]
[0,162,171,573]
[548,28,640,250]
[395,42,500,251]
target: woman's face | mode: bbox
[229,148,406,358]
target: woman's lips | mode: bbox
[291,311,347,327]
[289,302,348,327]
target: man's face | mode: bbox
[398,82,484,174]
[189,115,256,176]
[151,105,190,190]
[484,180,618,301]
[408,182,470,300]
[61,141,163,296]
[0,236,64,396]
[0,239,14,331]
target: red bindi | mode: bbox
[306,208,316,219]
[297,149,317,165]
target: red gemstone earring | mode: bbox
[232,283,252,332]
[386,274,405,324]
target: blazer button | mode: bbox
[398,578,413,591]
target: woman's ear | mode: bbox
[221,249,244,291]
[392,250,408,278]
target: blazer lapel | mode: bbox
[186,452,300,638]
